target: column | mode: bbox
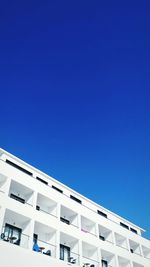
[28,219,35,250]
[98,247,102,267]
[56,230,60,259]
[32,191,38,209]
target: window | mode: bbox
[130,227,137,234]
[52,185,63,193]
[10,193,25,204]
[101,260,108,267]
[120,222,129,230]
[36,177,48,185]
[70,195,82,204]
[99,235,105,241]
[6,159,32,176]
[97,210,107,218]
[4,223,22,245]
[60,244,70,262]
[60,217,70,225]
[33,233,38,243]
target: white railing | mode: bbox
[1,227,30,249]
[82,256,99,267]
[69,252,80,265]
[35,238,56,258]
[36,206,57,218]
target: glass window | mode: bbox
[60,244,70,262]
[4,224,22,245]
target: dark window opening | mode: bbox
[60,217,70,225]
[101,259,108,267]
[10,193,25,204]
[52,185,63,193]
[33,233,38,243]
[70,195,82,204]
[120,222,129,230]
[130,227,137,234]
[99,235,105,241]
[36,177,48,185]
[6,159,32,176]
[3,223,22,245]
[60,244,70,261]
[97,210,107,218]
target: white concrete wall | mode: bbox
[0,149,150,267]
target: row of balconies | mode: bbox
[0,176,150,263]
[0,208,145,267]
[0,160,141,238]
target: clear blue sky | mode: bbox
[0,1,150,238]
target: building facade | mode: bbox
[0,148,150,267]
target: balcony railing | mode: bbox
[143,255,150,260]
[1,227,30,249]
[9,193,33,207]
[36,205,57,218]
[81,228,97,237]
[82,256,99,267]
[99,235,114,245]
[69,252,80,265]
[33,238,56,258]
[116,243,129,251]
[60,217,78,228]
[130,249,142,257]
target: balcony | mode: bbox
[33,221,56,258]
[60,205,78,228]
[9,180,33,206]
[0,209,30,249]
[98,224,113,244]
[129,239,141,256]
[82,241,99,267]
[141,245,150,259]
[114,233,128,250]
[118,256,131,267]
[60,232,79,265]
[81,216,96,237]
[36,193,57,217]
[101,249,116,267]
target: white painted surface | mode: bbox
[0,148,150,267]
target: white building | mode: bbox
[0,148,150,267]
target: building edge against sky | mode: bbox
[0,148,150,267]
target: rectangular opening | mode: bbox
[60,217,70,225]
[52,185,63,193]
[97,210,107,218]
[70,195,82,204]
[33,233,38,243]
[60,244,70,261]
[36,177,48,185]
[120,222,129,230]
[101,260,108,267]
[99,235,105,241]
[130,227,137,234]
[4,223,22,245]
[6,159,32,176]
[10,193,25,204]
